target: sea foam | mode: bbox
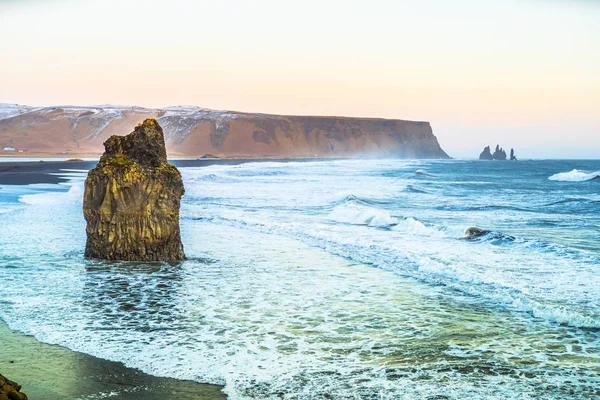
[328,200,396,227]
[549,169,600,182]
[2,158,600,399]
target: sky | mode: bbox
[0,0,598,158]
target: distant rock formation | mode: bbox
[83,119,185,261]
[479,144,514,160]
[479,146,493,160]
[0,373,28,400]
[0,103,449,159]
[492,145,507,160]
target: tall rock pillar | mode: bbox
[83,119,185,261]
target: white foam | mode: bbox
[549,169,600,182]
[19,183,83,205]
[392,217,447,237]
[328,201,396,227]
[2,158,600,399]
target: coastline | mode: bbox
[0,158,228,398]
[0,158,352,185]
[0,321,226,400]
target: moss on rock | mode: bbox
[83,119,185,261]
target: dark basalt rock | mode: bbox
[83,119,185,261]
[492,145,507,160]
[480,144,514,160]
[0,373,28,400]
[465,227,516,242]
[464,227,491,238]
[479,146,493,160]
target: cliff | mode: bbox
[83,119,185,261]
[0,104,449,159]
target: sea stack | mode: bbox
[479,146,494,160]
[83,119,185,261]
[492,145,507,160]
[0,373,28,400]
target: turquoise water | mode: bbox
[0,159,599,399]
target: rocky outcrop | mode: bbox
[83,119,185,261]
[479,146,493,160]
[464,227,491,239]
[464,227,515,242]
[492,145,507,160]
[0,373,28,400]
[479,145,514,160]
[0,104,449,159]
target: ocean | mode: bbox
[0,159,598,399]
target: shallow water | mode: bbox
[0,159,599,399]
[0,321,225,400]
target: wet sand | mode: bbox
[0,321,227,400]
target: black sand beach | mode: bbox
[0,158,331,185]
[0,160,97,185]
[0,320,227,399]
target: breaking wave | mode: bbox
[18,183,84,205]
[328,200,396,227]
[187,212,600,330]
[2,158,600,399]
[549,169,600,182]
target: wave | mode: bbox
[191,173,233,182]
[549,169,600,182]
[458,204,535,213]
[392,217,447,237]
[327,197,448,236]
[543,197,600,207]
[328,199,396,227]
[404,184,428,194]
[462,226,599,263]
[19,183,83,205]
[192,215,600,329]
[329,193,391,207]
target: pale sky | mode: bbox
[0,0,598,158]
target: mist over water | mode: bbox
[0,159,599,399]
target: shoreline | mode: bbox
[0,321,226,400]
[0,158,349,185]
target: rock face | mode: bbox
[83,119,185,261]
[479,146,493,160]
[464,227,491,239]
[492,145,507,160]
[0,104,449,159]
[479,145,514,160]
[0,373,28,400]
